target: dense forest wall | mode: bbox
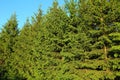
[0,0,120,79]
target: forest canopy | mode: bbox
[0,0,120,80]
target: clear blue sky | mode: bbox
[0,0,64,29]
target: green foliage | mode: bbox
[109,32,120,45]
[0,14,19,54]
[0,0,120,80]
[108,46,120,58]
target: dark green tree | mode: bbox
[0,14,19,54]
[0,0,120,79]
[79,0,120,59]
[0,14,19,79]
[45,1,68,53]
[59,0,91,61]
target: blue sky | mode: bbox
[0,0,64,29]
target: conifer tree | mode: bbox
[61,0,91,61]
[0,14,19,54]
[13,18,32,54]
[0,14,19,79]
[31,8,45,53]
[79,0,120,59]
[45,1,68,53]
[0,0,120,79]
[8,9,46,79]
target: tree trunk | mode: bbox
[103,45,109,71]
[103,45,107,60]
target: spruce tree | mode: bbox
[0,14,19,54]
[61,0,91,61]
[79,0,120,59]
[45,1,68,53]
[0,14,19,79]
[0,0,120,79]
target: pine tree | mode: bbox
[31,8,46,53]
[0,14,19,79]
[45,1,68,53]
[8,9,46,79]
[13,18,32,54]
[60,0,91,61]
[0,14,19,54]
[0,0,120,79]
[79,0,120,59]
